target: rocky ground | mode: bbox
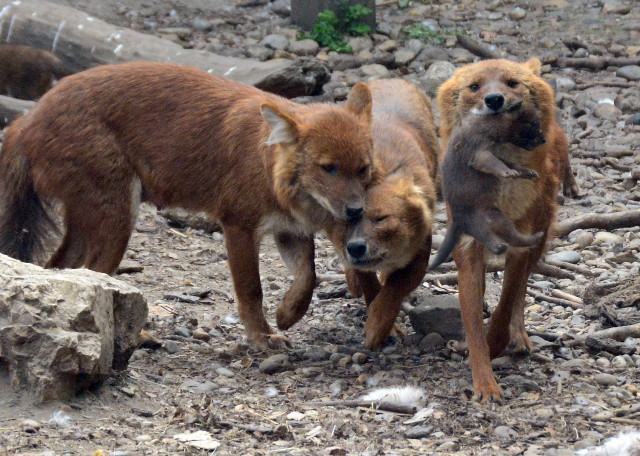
[1,0,640,455]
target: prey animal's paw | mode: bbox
[518,169,539,180]
[490,243,508,255]
[500,169,521,178]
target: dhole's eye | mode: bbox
[469,83,480,92]
[372,215,388,223]
[507,80,519,88]
[321,164,337,175]
[359,165,369,176]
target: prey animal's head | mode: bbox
[262,82,374,224]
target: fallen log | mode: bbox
[0,95,34,128]
[554,210,640,237]
[456,35,499,60]
[564,323,640,347]
[0,0,327,97]
[556,56,640,70]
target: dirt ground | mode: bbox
[1,0,639,455]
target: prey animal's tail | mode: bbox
[428,222,462,270]
[0,117,58,262]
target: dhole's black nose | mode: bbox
[347,240,367,259]
[345,205,364,220]
[484,93,505,112]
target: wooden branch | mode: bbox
[0,95,34,128]
[307,400,417,414]
[527,290,582,310]
[577,81,637,90]
[554,210,640,237]
[557,57,640,70]
[456,35,499,60]
[533,262,575,280]
[564,323,640,347]
[544,259,596,277]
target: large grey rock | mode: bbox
[420,61,456,97]
[0,254,147,402]
[288,39,320,56]
[408,294,464,340]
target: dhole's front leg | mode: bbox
[453,240,504,403]
[274,232,316,331]
[364,245,430,350]
[224,225,290,348]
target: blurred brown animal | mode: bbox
[0,44,71,100]
[437,57,567,403]
[328,79,440,349]
[0,62,375,348]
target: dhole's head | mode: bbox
[437,58,555,141]
[338,167,433,272]
[261,83,374,222]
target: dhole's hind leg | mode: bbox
[46,210,88,270]
[486,208,543,248]
[274,232,316,331]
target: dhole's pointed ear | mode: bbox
[524,57,542,76]
[387,166,423,196]
[261,103,300,146]
[345,82,372,120]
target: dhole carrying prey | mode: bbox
[437,58,567,403]
[429,105,546,271]
[0,44,72,100]
[328,79,440,350]
[0,62,375,348]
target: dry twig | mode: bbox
[557,57,640,70]
[456,35,499,59]
[307,400,417,414]
[554,210,640,237]
[564,323,640,347]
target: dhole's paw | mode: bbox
[364,327,389,351]
[518,169,539,180]
[472,378,504,405]
[276,303,307,331]
[249,331,293,350]
[508,329,533,356]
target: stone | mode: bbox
[418,332,445,352]
[594,373,618,387]
[548,250,581,264]
[509,7,527,20]
[352,352,368,364]
[0,254,147,402]
[165,341,180,354]
[594,232,623,244]
[174,326,191,337]
[404,425,434,439]
[575,232,594,248]
[259,354,292,374]
[377,40,397,53]
[245,45,273,61]
[191,17,212,32]
[393,49,416,66]
[554,77,576,93]
[288,39,320,56]
[255,57,331,98]
[494,425,518,439]
[408,294,464,340]
[260,34,289,51]
[192,328,211,342]
[347,36,373,54]
[360,63,390,79]
[626,113,640,126]
[116,260,144,274]
[420,61,456,96]
[594,102,622,121]
[602,1,631,14]
[270,0,291,17]
[236,0,268,6]
[616,65,640,81]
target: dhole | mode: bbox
[328,79,440,350]
[437,58,567,403]
[0,44,72,100]
[429,104,546,271]
[0,62,375,348]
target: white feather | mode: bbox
[360,386,426,408]
[48,410,72,428]
[576,430,640,456]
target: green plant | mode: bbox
[403,23,467,44]
[305,1,373,53]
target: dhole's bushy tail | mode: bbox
[428,223,461,271]
[0,120,57,263]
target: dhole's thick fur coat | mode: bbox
[0,62,375,347]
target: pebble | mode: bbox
[21,419,40,433]
[595,357,611,369]
[594,232,623,244]
[404,425,434,439]
[548,251,581,264]
[594,102,622,121]
[494,425,518,439]
[191,17,212,32]
[508,7,527,20]
[174,326,191,338]
[561,359,586,370]
[259,354,292,374]
[246,44,272,61]
[419,332,445,352]
[575,232,594,248]
[352,352,368,364]
[360,64,390,79]
[215,367,235,377]
[165,340,179,354]
[616,65,640,81]
[554,77,576,93]
[347,36,373,53]
[377,39,397,53]
[260,34,289,50]
[135,434,152,442]
[288,39,319,56]
[611,355,628,368]
[436,441,459,451]
[594,373,618,386]
[192,328,211,341]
